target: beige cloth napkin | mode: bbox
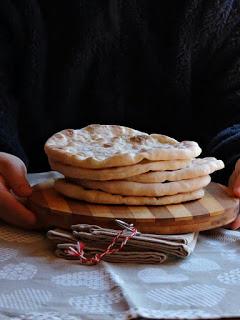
[47,222,198,264]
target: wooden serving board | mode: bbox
[27,180,239,234]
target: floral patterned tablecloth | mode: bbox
[0,172,240,320]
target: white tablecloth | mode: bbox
[0,172,240,320]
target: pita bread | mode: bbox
[126,157,224,183]
[73,175,211,197]
[44,124,202,168]
[48,158,191,181]
[54,179,205,205]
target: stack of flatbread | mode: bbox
[44,124,224,206]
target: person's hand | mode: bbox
[0,152,36,229]
[228,159,240,229]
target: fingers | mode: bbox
[0,152,32,197]
[228,159,240,196]
[227,215,240,230]
[227,159,240,229]
[232,174,240,197]
[0,175,36,229]
[0,153,37,229]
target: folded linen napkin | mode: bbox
[55,242,167,264]
[47,221,198,264]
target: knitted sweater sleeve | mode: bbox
[0,20,28,165]
[198,1,240,184]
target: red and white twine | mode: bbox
[66,223,138,265]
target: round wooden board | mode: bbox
[27,180,239,234]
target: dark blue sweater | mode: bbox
[0,0,240,184]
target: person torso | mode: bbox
[12,0,209,171]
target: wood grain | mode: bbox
[27,181,239,234]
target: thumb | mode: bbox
[229,159,240,197]
[232,174,240,197]
[0,153,32,197]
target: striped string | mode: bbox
[65,224,138,265]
